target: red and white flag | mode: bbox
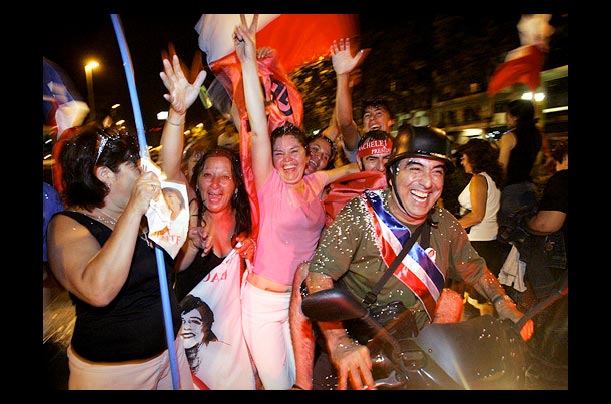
[43,57,90,139]
[487,14,554,96]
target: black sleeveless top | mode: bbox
[57,211,181,362]
[505,127,542,185]
[174,250,224,303]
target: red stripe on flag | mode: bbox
[487,45,544,96]
[255,14,360,73]
[393,263,437,318]
[365,197,399,266]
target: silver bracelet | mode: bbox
[167,120,184,126]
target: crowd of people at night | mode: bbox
[43,14,567,390]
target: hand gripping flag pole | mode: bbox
[110,14,180,390]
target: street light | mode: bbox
[85,60,99,119]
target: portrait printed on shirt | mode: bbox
[178,251,256,389]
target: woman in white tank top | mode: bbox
[456,139,508,277]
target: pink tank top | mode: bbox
[253,169,328,285]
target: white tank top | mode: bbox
[457,172,501,241]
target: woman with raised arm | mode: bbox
[159,53,258,389]
[232,14,359,389]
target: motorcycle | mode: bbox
[301,273,568,390]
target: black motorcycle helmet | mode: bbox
[385,124,454,187]
[385,125,454,217]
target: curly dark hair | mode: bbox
[58,122,140,210]
[457,138,504,189]
[190,146,252,237]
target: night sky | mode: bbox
[42,12,565,133]
[41,13,439,132]
[43,15,207,131]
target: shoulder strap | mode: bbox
[363,221,429,306]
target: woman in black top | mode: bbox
[46,123,193,389]
[497,99,543,231]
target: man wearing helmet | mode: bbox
[304,125,534,390]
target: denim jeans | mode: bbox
[497,181,538,231]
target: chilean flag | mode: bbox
[43,57,91,192]
[43,57,90,139]
[195,14,359,240]
[487,45,544,96]
[487,14,554,96]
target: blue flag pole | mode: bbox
[110,14,180,390]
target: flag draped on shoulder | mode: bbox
[487,14,555,96]
[194,14,360,240]
[363,190,445,320]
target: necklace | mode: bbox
[77,209,153,247]
[93,208,118,228]
[77,208,117,228]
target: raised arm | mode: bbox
[331,38,367,152]
[158,54,207,183]
[324,162,360,185]
[234,14,273,189]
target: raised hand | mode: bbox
[160,54,207,115]
[331,38,369,76]
[233,14,258,64]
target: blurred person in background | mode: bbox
[522,139,568,369]
[457,138,507,276]
[525,139,568,259]
[497,99,542,233]
[452,138,509,304]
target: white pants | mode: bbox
[67,336,194,390]
[241,280,295,390]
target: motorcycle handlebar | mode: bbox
[513,271,568,332]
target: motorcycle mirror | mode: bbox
[301,288,368,322]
